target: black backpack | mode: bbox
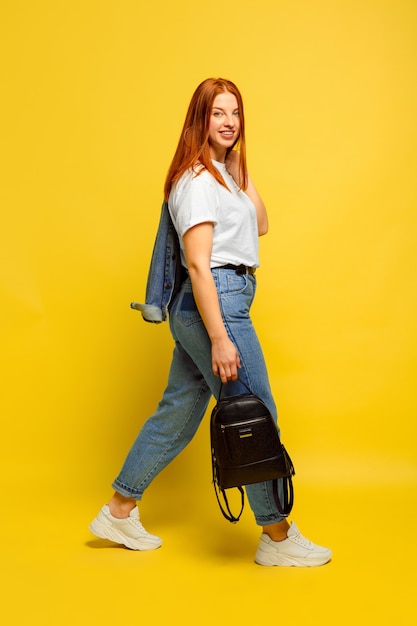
[210,383,295,523]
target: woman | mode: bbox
[89,78,331,567]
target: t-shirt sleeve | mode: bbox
[173,172,219,237]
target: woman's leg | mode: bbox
[173,270,331,565]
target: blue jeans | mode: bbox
[112,268,287,525]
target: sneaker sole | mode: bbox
[255,550,331,567]
[89,518,162,551]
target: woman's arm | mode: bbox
[245,175,268,235]
[226,150,268,236]
[182,222,241,383]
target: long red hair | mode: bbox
[163,78,248,201]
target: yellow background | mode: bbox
[1,0,416,624]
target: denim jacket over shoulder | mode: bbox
[130,201,182,323]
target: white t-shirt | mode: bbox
[168,160,259,269]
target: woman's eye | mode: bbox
[213,111,222,117]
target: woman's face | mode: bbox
[208,91,240,162]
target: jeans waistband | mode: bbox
[216,264,256,275]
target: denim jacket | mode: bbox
[130,201,182,323]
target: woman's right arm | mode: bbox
[182,222,241,383]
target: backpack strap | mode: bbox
[272,444,295,516]
[213,482,245,524]
[212,447,244,523]
[272,477,294,516]
[218,379,252,400]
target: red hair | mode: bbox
[164,78,248,201]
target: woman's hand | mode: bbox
[211,335,241,383]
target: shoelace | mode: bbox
[128,517,145,530]
[290,532,313,548]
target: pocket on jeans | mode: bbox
[177,290,202,326]
[225,273,248,295]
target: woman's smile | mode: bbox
[208,91,240,161]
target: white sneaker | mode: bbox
[254,521,331,566]
[89,505,162,550]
